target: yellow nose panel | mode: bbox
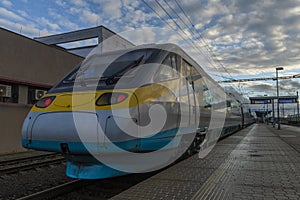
[54,93,96,108]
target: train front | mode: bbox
[21,46,180,179]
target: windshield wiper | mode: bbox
[105,55,144,85]
[61,67,85,84]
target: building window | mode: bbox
[0,82,18,103]
[28,87,48,105]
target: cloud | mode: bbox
[38,17,60,30]
[89,0,123,22]
[71,0,87,7]
[176,1,299,89]
[48,8,78,30]
[1,0,12,7]
[0,18,52,36]
[0,7,24,21]
[55,0,66,7]
[119,27,158,45]
[17,10,28,17]
[0,0,299,96]
[80,9,100,26]
[280,79,300,91]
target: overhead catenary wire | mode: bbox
[141,0,198,50]
[159,0,222,74]
[144,0,237,85]
[161,0,245,93]
[142,0,221,76]
[160,0,218,63]
[149,0,222,75]
[155,0,213,57]
[171,0,235,81]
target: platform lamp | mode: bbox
[276,67,284,130]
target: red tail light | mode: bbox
[117,94,127,103]
[96,93,128,106]
[36,96,56,108]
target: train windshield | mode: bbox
[57,49,156,88]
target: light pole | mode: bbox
[276,67,283,129]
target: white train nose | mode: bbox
[32,112,100,141]
[26,111,104,153]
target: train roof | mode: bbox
[89,43,202,71]
[85,43,244,102]
[89,43,182,56]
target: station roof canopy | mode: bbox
[249,96,298,104]
[34,26,134,57]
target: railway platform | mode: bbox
[111,124,300,200]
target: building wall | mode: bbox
[0,104,30,153]
[0,28,84,154]
[0,28,83,85]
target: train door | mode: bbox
[241,106,245,128]
[190,67,208,130]
[138,53,180,151]
[181,60,197,129]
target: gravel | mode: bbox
[0,163,72,199]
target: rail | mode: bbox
[0,154,65,175]
[16,180,89,200]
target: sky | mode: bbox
[0,0,300,98]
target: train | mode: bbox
[21,43,254,179]
[287,114,300,125]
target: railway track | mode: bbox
[16,179,88,200]
[0,153,65,175]
[16,172,156,200]
[7,127,249,199]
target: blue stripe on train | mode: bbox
[22,127,195,153]
[66,161,129,179]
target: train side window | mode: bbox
[155,54,179,82]
[182,59,195,84]
[227,100,232,107]
[190,66,207,108]
[204,90,212,108]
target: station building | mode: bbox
[0,26,133,154]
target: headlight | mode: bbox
[96,93,128,106]
[36,96,56,108]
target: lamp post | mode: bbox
[276,67,283,129]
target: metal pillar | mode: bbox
[266,102,269,125]
[276,67,283,130]
[297,91,299,124]
[272,99,275,127]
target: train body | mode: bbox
[21,43,253,179]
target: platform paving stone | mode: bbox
[111,124,300,200]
